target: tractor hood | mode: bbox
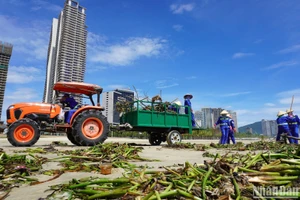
[8,102,53,110]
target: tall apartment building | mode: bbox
[0,41,13,120]
[200,107,238,130]
[43,0,87,104]
[194,110,203,127]
[102,89,134,124]
[261,119,277,137]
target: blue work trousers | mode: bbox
[290,126,299,144]
[276,126,293,143]
[191,113,196,127]
[227,130,236,144]
[220,127,229,144]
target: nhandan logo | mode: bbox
[253,186,300,199]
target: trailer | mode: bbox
[117,100,197,145]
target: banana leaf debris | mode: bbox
[2,141,300,199]
[0,143,157,198]
[116,100,178,114]
[44,150,300,200]
[165,140,299,153]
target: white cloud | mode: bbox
[278,44,300,54]
[186,76,197,80]
[232,52,255,59]
[170,3,195,14]
[86,66,107,73]
[236,105,300,127]
[87,32,107,45]
[155,79,179,89]
[277,89,300,97]
[254,39,263,44]
[30,0,62,12]
[7,66,44,83]
[173,24,183,32]
[221,91,251,97]
[6,88,40,101]
[0,15,49,60]
[263,60,298,70]
[6,0,25,6]
[264,103,275,107]
[89,37,166,66]
[277,89,300,105]
[235,89,300,126]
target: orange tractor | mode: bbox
[5,82,109,147]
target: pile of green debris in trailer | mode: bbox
[2,141,300,199]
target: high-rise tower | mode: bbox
[0,41,13,120]
[43,0,87,103]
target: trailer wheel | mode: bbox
[149,133,162,145]
[166,130,182,146]
[7,118,40,147]
[72,109,109,146]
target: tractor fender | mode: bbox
[69,106,105,125]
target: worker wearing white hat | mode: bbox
[184,94,196,127]
[276,111,293,143]
[214,110,231,144]
[286,109,300,144]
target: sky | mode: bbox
[1,0,300,127]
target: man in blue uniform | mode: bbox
[276,111,293,143]
[60,94,79,123]
[184,94,196,127]
[214,110,231,144]
[227,113,236,144]
[60,94,78,109]
[286,109,300,144]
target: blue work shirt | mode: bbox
[277,116,289,129]
[287,115,300,127]
[184,99,192,114]
[215,116,231,128]
[62,97,78,109]
[229,118,235,128]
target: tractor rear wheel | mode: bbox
[149,133,162,145]
[7,118,40,147]
[72,109,109,146]
[166,130,182,146]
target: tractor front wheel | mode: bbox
[166,130,182,146]
[72,109,109,146]
[7,118,40,147]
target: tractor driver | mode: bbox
[60,94,80,123]
[60,94,78,109]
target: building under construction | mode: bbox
[0,41,13,120]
